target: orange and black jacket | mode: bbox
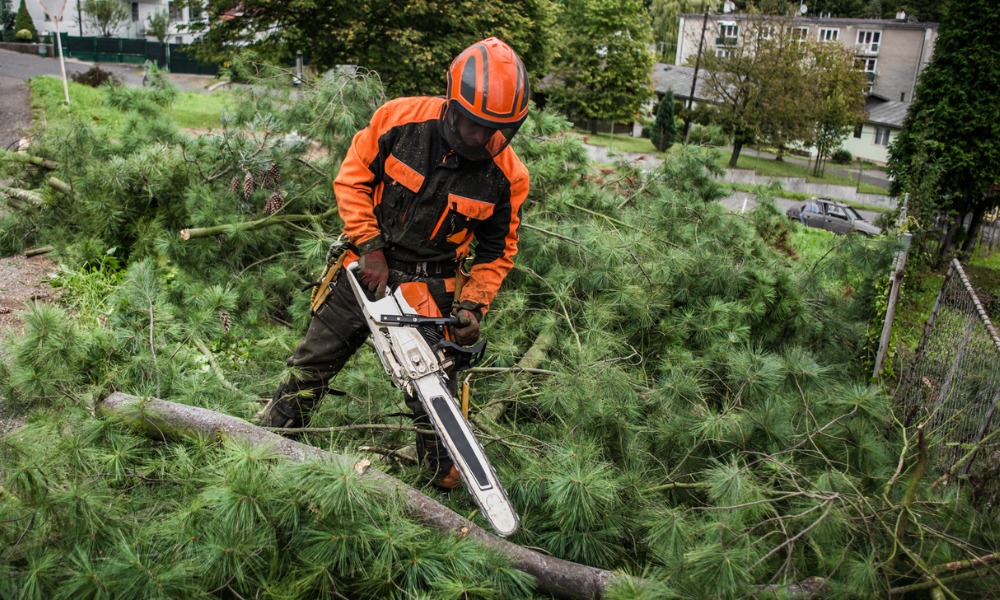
[334,96,529,315]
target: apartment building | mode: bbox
[674,11,938,164]
[22,0,202,43]
[676,12,937,103]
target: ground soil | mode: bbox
[0,254,58,335]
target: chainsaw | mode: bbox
[343,263,519,537]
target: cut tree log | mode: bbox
[98,392,641,599]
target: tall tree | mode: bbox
[887,0,1000,259]
[650,0,713,62]
[696,14,863,168]
[185,0,559,98]
[145,9,170,43]
[1,0,16,33]
[82,0,129,37]
[13,0,36,41]
[650,90,677,151]
[804,41,866,176]
[546,0,655,132]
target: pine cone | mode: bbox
[243,171,255,200]
[263,190,285,215]
[268,163,281,186]
[230,175,240,194]
[219,310,232,333]
[217,233,226,247]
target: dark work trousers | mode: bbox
[270,268,458,478]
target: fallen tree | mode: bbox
[98,392,639,600]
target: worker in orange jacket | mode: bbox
[261,38,530,489]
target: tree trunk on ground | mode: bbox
[961,204,988,256]
[98,392,640,600]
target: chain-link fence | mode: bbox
[897,259,1000,485]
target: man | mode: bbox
[261,38,530,489]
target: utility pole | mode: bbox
[683,9,710,144]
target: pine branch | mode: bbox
[522,223,582,245]
[24,246,54,257]
[888,571,985,596]
[267,423,435,436]
[98,392,640,599]
[480,328,555,423]
[0,149,59,170]
[47,177,72,195]
[468,366,560,377]
[357,445,418,464]
[515,267,581,352]
[192,338,255,401]
[889,424,926,570]
[0,185,43,207]
[180,206,338,240]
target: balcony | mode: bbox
[715,36,738,46]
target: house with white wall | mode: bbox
[22,0,201,43]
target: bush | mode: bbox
[687,123,730,146]
[832,148,853,164]
[71,65,121,88]
[14,27,31,41]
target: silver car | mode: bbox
[786,198,882,236]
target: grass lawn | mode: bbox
[573,130,657,154]
[30,75,231,133]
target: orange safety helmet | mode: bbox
[443,37,529,160]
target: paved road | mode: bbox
[0,48,218,149]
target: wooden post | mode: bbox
[873,232,912,379]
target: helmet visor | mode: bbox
[442,101,522,161]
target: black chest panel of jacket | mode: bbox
[369,119,514,265]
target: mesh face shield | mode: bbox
[441,100,523,162]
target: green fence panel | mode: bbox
[56,35,219,75]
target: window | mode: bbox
[716,48,733,58]
[819,28,839,42]
[857,30,881,53]
[855,58,877,73]
[169,2,183,21]
[875,127,891,146]
[793,27,809,42]
[853,124,863,138]
[827,204,849,220]
[717,22,738,46]
[132,3,139,22]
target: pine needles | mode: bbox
[2,59,999,598]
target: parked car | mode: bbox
[786,198,882,236]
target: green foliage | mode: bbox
[546,0,655,126]
[13,0,35,42]
[888,0,1000,260]
[81,0,130,37]
[186,0,558,98]
[1,0,16,31]
[650,91,677,152]
[4,59,1000,598]
[696,14,865,169]
[145,9,170,43]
